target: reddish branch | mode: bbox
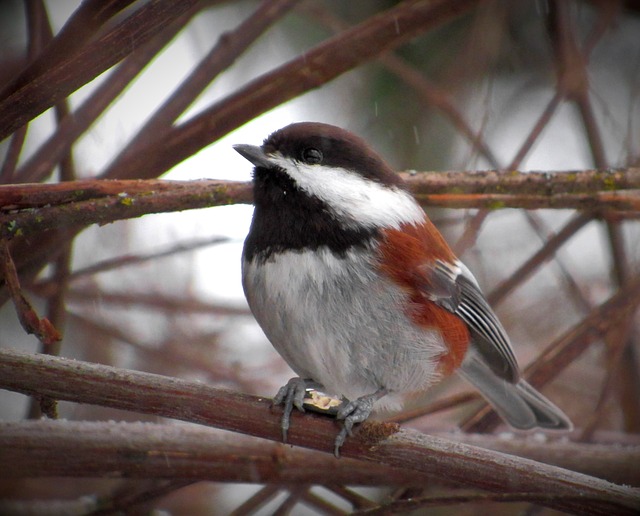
[102,0,487,180]
[0,169,638,241]
[0,0,136,103]
[0,242,61,348]
[14,5,200,184]
[0,179,252,241]
[108,0,299,171]
[0,0,202,140]
[0,349,638,515]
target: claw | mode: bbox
[333,388,388,457]
[272,377,320,442]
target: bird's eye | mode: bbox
[301,147,322,164]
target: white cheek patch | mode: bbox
[268,154,425,229]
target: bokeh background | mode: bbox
[1,0,639,514]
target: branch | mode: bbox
[0,179,252,241]
[102,0,486,179]
[0,0,201,140]
[0,420,427,486]
[14,4,198,184]
[108,0,299,169]
[406,167,640,210]
[0,349,638,515]
[1,169,639,240]
[0,420,638,487]
[0,0,136,102]
[0,242,61,348]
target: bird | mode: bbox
[234,122,572,457]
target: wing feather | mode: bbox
[427,260,519,383]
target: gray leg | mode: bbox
[334,388,388,457]
[272,377,323,442]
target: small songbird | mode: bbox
[235,122,572,456]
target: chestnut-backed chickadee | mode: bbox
[235,122,572,456]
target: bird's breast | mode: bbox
[242,245,448,400]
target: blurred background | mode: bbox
[1,0,639,514]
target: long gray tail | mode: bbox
[458,352,572,430]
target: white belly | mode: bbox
[242,247,446,401]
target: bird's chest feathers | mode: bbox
[243,248,374,328]
[243,246,447,399]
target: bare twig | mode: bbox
[0,0,201,139]
[356,492,602,515]
[107,0,300,172]
[0,242,61,348]
[298,2,501,169]
[230,486,281,516]
[32,235,229,288]
[580,316,636,441]
[0,179,253,241]
[324,486,378,510]
[299,490,348,515]
[487,213,592,306]
[103,0,488,180]
[523,212,592,314]
[0,0,48,183]
[15,4,200,184]
[57,289,250,317]
[0,0,137,103]
[5,168,640,209]
[91,480,195,516]
[1,169,639,242]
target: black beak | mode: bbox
[233,144,273,168]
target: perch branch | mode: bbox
[0,349,638,515]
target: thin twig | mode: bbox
[90,480,195,516]
[107,0,300,173]
[298,2,501,169]
[355,492,596,515]
[0,0,202,140]
[580,315,636,441]
[32,235,229,289]
[487,212,592,306]
[15,5,200,184]
[230,486,281,516]
[324,486,378,510]
[273,486,308,516]
[101,0,488,180]
[523,212,592,314]
[0,0,137,103]
[0,241,61,348]
[299,490,349,516]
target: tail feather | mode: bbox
[458,352,572,431]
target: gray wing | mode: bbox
[426,260,520,383]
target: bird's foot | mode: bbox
[334,388,388,458]
[272,377,323,442]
